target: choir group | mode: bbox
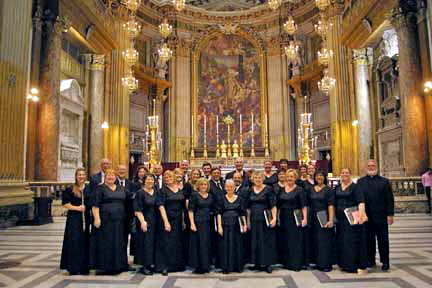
[60,158,395,276]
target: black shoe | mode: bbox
[222,269,229,274]
[266,266,272,273]
[127,266,136,272]
[79,271,89,275]
[382,264,390,271]
[161,269,168,276]
[69,272,78,276]
[343,268,357,273]
[250,265,260,271]
[140,267,153,275]
[319,268,331,272]
[192,269,202,274]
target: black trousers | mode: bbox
[365,220,389,265]
[426,187,431,213]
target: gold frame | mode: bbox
[191,30,268,150]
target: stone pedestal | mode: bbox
[391,5,429,176]
[85,54,105,174]
[353,48,373,173]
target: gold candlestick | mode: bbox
[223,115,234,158]
[232,140,239,158]
[220,139,227,158]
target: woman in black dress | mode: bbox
[309,171,335,272]
[217,179,247,273]
[335,168,368,274]
[247,171,277,273]
[277,169,307,271]
[134,174,158,275]
[188,178,215,273]
[92,169,129,274]
[155,170,186,275]
[272,168,287,192]
[60,168,89,275]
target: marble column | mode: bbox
[37,16,63,180]
[85,54,105,175]
[325,3,357,175]
[26,4,43,181]
[391,3,429,176]
[417,3,432,167]
[353,48,373,173]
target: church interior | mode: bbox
[1,0,432,287]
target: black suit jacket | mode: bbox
[89,172,103,192]
[225,170,251,187]
[357,175,394,223]
[209,179,225,203]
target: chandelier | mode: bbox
[314,17,332,37]
[318,68,336,92]
[123,0,141,12]
[283,16,297,35]
[122,70,139,91]
[268,0,281,11]
[284,41,299,61]
[317,46,334,66]
[159,18,172,38]
[315,0,330,11]
[173,0,185,11]
[123,20,142,39]
[122,48,139,66]
[158,43,173,64]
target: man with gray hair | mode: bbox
[225,157,250,187]
[357,159,394,271]
[180,160,190,182]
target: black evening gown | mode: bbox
[91,184,128,272]
[60,188,88,274]
[277,186,306,270]
[335,183,368,272]
[310,186,335,270]
[155,186,186,272]
[133,189,158,267]
[248,186,277,266]
[188,192,215,271]
[218,195,246,272]
[297,179,314,266]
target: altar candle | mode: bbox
[251,113,254,133]
[239,114,242,134]
[204,115,207,136]
[265,114,268,134]
[216,115,219,135]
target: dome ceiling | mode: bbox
[186,0,266,11]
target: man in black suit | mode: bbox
[233,171,249,199]
[89,158,112,192]
[202,162,212,179]
[180,160,190,183]
[153,163,164,190]
[115,164,136,270]
[357,159,394,271]
[209,167,224,202]
[225,157,250,187]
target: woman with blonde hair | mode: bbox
[335,168,368,274]
[188,178,216,274]
[60,168,89,275]
[92,168,130,274]
[247,171,277,273]
[277,168,307,271]
[155,170,186,275]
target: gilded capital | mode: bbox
[353,48,372,65]
[85,54,105,71]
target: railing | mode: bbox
[28,181,75,200]
[328,176,425,197]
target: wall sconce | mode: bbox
[27,87,39,102]
[101,121,109,129]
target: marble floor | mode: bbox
[0,214,432,288]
